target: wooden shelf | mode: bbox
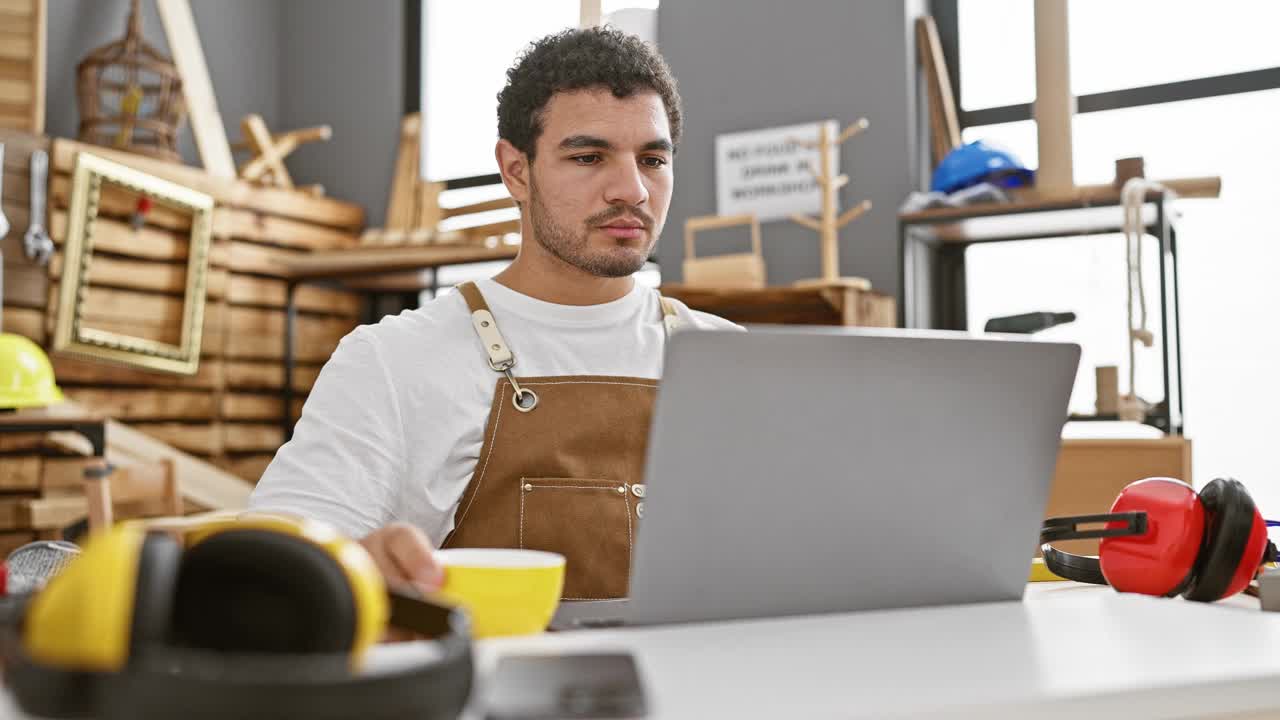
[273,242,520,282]
[660,284,895,327]
[898,176,1221,245]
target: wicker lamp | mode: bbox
[76,0,185,162]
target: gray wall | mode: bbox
[43,0,925,248]
[278,0,405,226]
[46,0,284,168]
[658,0,923,296]
[44,0,404,228]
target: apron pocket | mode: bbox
[519,477,633,600]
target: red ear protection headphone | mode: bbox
[1040,477,1278,601]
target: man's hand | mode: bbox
[359,522,444,595]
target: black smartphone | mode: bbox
[484,652,648,720]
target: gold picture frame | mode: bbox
[52,152,213,375]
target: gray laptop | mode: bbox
[552,326,1080,629]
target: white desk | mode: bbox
[467,584,1280,719]
[2,584,1276,719]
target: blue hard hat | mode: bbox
[930,140,1035,194]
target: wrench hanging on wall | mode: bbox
[23,149,53,266]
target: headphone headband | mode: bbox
[94,602,473,720]
[2,521,475,720]
[1039,512,1147,544]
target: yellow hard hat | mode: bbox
[0,332,64,409]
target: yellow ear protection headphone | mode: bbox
[1,516,473,720]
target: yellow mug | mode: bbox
[431,549,565,638]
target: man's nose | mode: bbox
[603,157,649,207]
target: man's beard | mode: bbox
[528,175,656,279]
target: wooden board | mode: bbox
[154,0,235,179]
[22,494,176,530]
[221,393,303,422]
[222,422,282,453]
[30,401,252,509]
[225,306,354,362]
[0,455,41,490]
[276,242,520,281]
[0,0,44,133]
[224,360,320,393]
[3,261,47,309]
[60,388,215,421]
[3,305,45,342]
[50,354,223,389]
[129,421,221,456]
[0,434,47,452]
[50,174,194,231]
[51,138,364,230]
[1033,0,1074,192]
[1043,437,1192,556]
[44,282,227,358]
[0,495,42,530]
[215,453,275,484]
[660,285,897,328]
[50,211,202,262]
[0,531,38,556]
[41,456,92,490]
[213,207,359,251]
[43,284,348,362]
[48,282,225,335]
[916,16,961,168]
[0,126,47,170]
[50,253,227,299]
[224,240,303,277]
[227,274,361,317]
[3,163,31,205]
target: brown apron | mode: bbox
[440,281,679,600]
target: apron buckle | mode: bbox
[504,369,539,412]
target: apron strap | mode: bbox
[458,281,514,372]
[659,295,680,336]
[459,281,681,369]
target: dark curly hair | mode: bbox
[497,27,683,159]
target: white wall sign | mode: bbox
[715,120,838,222]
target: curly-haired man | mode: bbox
[251,28,737,601]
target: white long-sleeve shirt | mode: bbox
[248,278,739,543]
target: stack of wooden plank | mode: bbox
[0,420,200,550]
[0,429,83,554]
[1,127,365,485]
[0,0,45,133]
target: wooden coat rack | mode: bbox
[789,118,873,290]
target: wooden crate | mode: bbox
[1042,437,1193,556]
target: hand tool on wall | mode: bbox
[22,149,52,266]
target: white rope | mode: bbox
[1120,177,1167,418]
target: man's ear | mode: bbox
[495,139,530,205]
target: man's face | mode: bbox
[525,88,674,278]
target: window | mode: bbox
[416,0,662,184]
[420,0,580,182]
[408,0,665,297]
[944,1,1280,510]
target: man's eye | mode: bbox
[572,154,602,165]
[641,156,669,168]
